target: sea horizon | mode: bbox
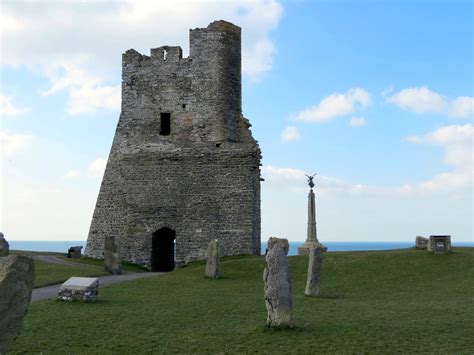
[7,240,474,256]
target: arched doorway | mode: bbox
[151,227,176,272]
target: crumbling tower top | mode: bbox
[118,20,252,148]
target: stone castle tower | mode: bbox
[84,21,261,270]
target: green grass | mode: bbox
[11,250,147,287]
[12,248,474,353]
[57,256,149,273]
[34,260,107,288]
[11,250,64,256]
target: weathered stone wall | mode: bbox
[85,21,261,268]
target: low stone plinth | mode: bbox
[58,277,99,302]
[297,241,327,255]
[427,235,451,254]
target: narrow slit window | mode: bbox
[160,113,171,136]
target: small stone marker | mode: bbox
[263,237,294,327]
[0,232,9,257]
[58,277,99,302]
[205,239,221,279]
[104,236,122,275]
[427,235,451,254]
[415,236,429,249]
[0,255,35,353]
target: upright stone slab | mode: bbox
[0,232,9,257]
[305,244,323,296]
[0,255,35,354]
[104,236,122,275]
[263,237,294,327]
[415,236,428,249]
[205,239,220,279]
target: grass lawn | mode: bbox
[11,248,474,353]
[33,260,107,288]
[11,250,146,287]
[56,256,148,273]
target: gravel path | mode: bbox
[31,254,163,302]
[32,272,163,302]
[32,255,99,268]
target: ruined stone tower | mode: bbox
[84,21,261,270]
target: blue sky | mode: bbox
[1,0,472,243]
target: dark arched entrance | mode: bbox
[151,227,176,272]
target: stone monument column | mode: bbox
[298,174,323,255]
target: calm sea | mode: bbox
[8,240,473,255]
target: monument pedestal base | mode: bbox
[297,241,327,255]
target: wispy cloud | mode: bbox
[42,63,120,115]
[86,157,107,178]
[0,131,34,157]
[62,170,80,179]
[349,116,366,127]
[387,86,473,119]
[0,94,30,117]
[1,0,284,103]
[280,126,300,142]
[404,123,473,192]
[294,88,371,123]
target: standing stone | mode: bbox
[305,244,323,296]
[0,232,9,257]
[298,188,325,255]
[205,239,220,279]
[0,255,35,353]
[263,237,294,327]
[415,236,429,249]
[104,236,122,275]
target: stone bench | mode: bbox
[58,277,99,302]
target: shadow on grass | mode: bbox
[308,293,345,300]
[53,298,113,305]
[259,325,306,333]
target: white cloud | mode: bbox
[388,86,473,119]
[406,123,473,146]
[349,116,366,127]
[0,1,283,114]
[405,124,473,192]
[0,11,25,34]
[262,165,305,182]
[449,96,474,119]
[1,175,98,241]
[41,64,121,115]
[0,94,30,117]
[86,157,107,178]
[387,86,446,114]
[281,126,300,142]
[63,170,80,179]
[0,131,34,157]
[67,82,120,115]
[295,88,371,123]
[262,165,379,196]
